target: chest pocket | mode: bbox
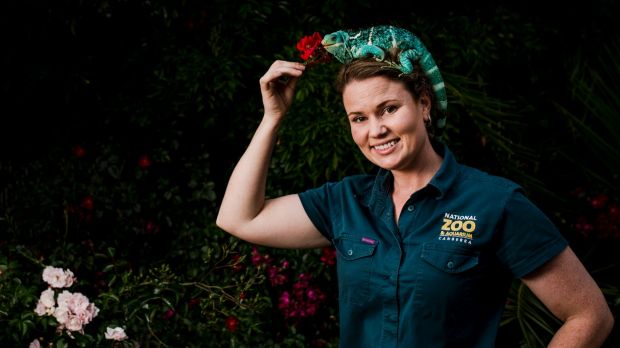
[421,243,479,273]
[334,235,377,305]
[416,242,483,318]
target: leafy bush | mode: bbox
[1,0,619,347]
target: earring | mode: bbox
[424,114,432,125]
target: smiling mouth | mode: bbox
[372,139,399,151]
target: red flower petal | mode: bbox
[296,32,324,62]
[138,154,152,169]
[225,315,239,332]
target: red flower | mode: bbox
[267,264,288,286]
[320,246,337,266]
[81,196,94,210]
[296,32,331,66]
[225,315,239,332]
[278,273,325,320]
[145,220,156,234]
[138,154,152,169]
[231,254,245,273]
[296,32,322,60]
[590,194,609,209]
[251,246,272,267]
[72,145,86,158]
[188,298,201,310]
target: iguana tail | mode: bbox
[401,48,448,129]
[419,50,447,129]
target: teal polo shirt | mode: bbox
[298,143,568,348]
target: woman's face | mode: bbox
[342,76,431,172]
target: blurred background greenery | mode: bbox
[1,0,618,346]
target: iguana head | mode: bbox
[321,30,353,63]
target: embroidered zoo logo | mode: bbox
[438,213,477,245]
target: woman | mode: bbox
[216,38,614,346]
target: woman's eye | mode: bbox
[351,116,366,123]
[384,105,397,114]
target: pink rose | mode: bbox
[34,288,56,316]
[42,266,76,288]
[105,326,128,341]
[28,339,41,348]
[65,316,83,332]
[54,291,99,332]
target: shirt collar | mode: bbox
[428,141,459,199]
[362,141,460,211]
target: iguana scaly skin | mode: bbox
[321,25,447,129]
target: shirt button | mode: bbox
[347,249,353,256]
[407,205,415,212]
[446,260,455,269]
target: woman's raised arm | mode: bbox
[216,61,329,249]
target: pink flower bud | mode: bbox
[163,308,175,320]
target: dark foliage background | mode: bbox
[1,0,619,346]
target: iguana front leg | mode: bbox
[354,45,385,61]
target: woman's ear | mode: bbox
[419,93,432,115]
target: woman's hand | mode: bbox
[259,60,305,120]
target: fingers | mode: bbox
[259,61,306,119]
[259,60,305,91]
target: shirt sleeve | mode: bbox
[495,188,569,278]
[298,182,338,241]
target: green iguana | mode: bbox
[321,25,447,129]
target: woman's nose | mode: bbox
[369,117,387,138]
